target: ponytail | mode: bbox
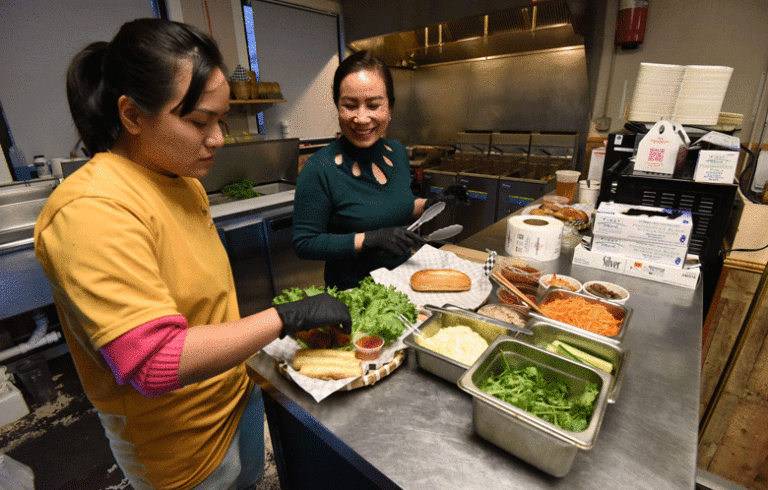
[66,42,121,155]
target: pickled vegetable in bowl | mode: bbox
[582,281,630,305]
[538,273,582,295]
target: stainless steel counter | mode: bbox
[247,211,702,489]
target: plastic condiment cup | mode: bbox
[582,281,630,305]
[538,273,583,295]
[555,170,581,204]
[578,180,601,204]
[354,333,384,360]
[496,285,540,310]
[499,258,544,288]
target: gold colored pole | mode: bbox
[699,262,768,441]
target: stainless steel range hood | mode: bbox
[346,2,582,68]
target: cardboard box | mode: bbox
[634,121,690,175]
[591,236,688,268]
[0,383,29,428]
[694,150,739,183]
[692,132,740,184]
[572,244,701,289]
[592,202,694,247]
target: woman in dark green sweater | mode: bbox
[293,51,459,290]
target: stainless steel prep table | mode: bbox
[246,205,702,490]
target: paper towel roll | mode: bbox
[505,215,564,261]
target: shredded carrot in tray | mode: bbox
[540,297,621,336]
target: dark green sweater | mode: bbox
[292,137,417,290]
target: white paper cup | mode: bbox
[578,180,601,204]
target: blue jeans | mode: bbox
[191,387,265,490]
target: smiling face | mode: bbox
[127,61,230,179]
[337,68,392,148]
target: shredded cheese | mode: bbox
[420,326,489,366]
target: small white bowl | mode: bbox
[582,281,630,305]
[538,273,582,295]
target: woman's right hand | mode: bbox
[274,293,352,338]
[362,227,425,256]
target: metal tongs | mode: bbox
[394,313,433,345]
[407,201,446,232]
[423,304,532,336]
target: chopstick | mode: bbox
[491,271,547,316]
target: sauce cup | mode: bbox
[354,333,384,360]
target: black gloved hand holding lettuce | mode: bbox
[273,293,352,338]
[273,277,417,343]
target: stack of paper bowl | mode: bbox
[627,63,685,122]
[672,65,734,125]
[715,111,743,131]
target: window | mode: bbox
[241,0,341,141]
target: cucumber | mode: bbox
[551,340,613,374]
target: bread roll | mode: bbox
[529,208,550,216]
[410,269,471,292]
[299,362,362,380]
[293,349,356,369]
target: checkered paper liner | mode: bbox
[369,245,493,310]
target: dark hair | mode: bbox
[66,18,226,155]
[333,51,395,109]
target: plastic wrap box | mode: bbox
[591,236,688,268]
[572,244,700,289]
[592,202,693,247]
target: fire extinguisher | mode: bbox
[615,0,649,49]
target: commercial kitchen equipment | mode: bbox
[0,178,59,322]
[425,132,577,243]
[201,138,325,316]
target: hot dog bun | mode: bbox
[410,269,471,292]
[299,362,362,380]
[292,349,362,379]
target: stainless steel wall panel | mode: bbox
[386,49,589,148]
[199,138,301,193]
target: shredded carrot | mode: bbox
[540,297,621,336]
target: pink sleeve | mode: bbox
[99,315,188,397]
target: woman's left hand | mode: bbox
[424,183,469,209]
[362,227,425,256]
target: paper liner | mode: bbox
[370,245,492,310]
[276,350,405,393]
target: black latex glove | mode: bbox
[362,227,426,256]
[273,293,352,338]
[424,183,469,209]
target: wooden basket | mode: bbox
[277,350,406,391]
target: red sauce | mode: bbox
[356,335,383,349]
[498,288,538,308]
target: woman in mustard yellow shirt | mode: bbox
[34,18,350,490]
